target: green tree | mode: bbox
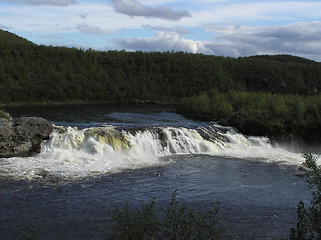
[289,153,321,240]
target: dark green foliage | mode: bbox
[22,227,39,240]
[2,30,321,141]
[243,54,316,64]
[179,89,233,120]
[289,153,321,240]
[0,109,10,119]
[178,90,321,142]
[162,191,221,240]
[107,191,222,240]
[108,198,159,240]
[1,30,321,105]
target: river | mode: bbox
[0,104,314,239]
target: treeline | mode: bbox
[2,30,321,141]
[1,29,321,105]
[178,90,321,142]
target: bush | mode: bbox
[22,227,39,240]
[108,198,159,240]
[289,153,321,240]
[0,109,11,120]
[107,191,222,240]
[178,90,321,142]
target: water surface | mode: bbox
[0,105,312,239]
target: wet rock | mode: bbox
[0,117,53,158]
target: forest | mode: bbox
[1,29,321,142]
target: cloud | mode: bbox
[142,24,192,34]
[79,13,88,19]
[203,21,321,61]
[113,21,321,61]
[37,34,63,39]
[77,24,115,35]
[111,0,191,21]
[0,24,11,30]
[112,31,213,54]
[0,0,77,6]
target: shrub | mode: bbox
[0,109,11,120]
[108,198,159,240]
[22,227,39,240]
[289,153,321,240]
[107,190,222,240]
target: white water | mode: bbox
[0,124,305,180]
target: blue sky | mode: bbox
[1,0,321,61]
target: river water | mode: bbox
[0,105,315,239]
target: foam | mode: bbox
[0,125,307,180]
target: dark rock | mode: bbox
[0,117,53,158]
[15,117,53,139]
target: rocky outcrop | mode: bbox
[0,116,53,158]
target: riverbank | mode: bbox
[177,90,321,144]
[2,98,321,147]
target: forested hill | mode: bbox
[0,30,34,48]
[243,55,317,64]
[1,29,321,104]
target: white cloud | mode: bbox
[0,24,11,30]
[0,0,77,6]
[76,24,115,35]
[79,13,88,19]
[183,1,321,28]
[1,0,321,61]
[142,24,192,34]
[112,31,213,54]
[111,21,321,61]
[203,21,321,61]
[37,34,63,39]
[111,0,191,21]
[0,3,119,33]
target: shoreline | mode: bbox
[2,102,321,150]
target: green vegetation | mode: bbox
[2,29,321,141]
[20,191,221,240]
[108,191,222,240]
[0,109,10,120]
[22,227,39,240]
[178,90,321,142]
[1,29,321,105]
[289,153,321,240]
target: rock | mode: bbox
[0,117,53,158]
[15,117,53,139]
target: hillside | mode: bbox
[2,30,321,142]
[1,30,321,104]
[243,54,316,64]
[0,29,34,47]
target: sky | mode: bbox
[1,0,321,61]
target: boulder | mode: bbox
[0,116,53,158]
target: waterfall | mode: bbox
[0,124,303,180]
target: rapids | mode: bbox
[0,105,317,239]
[0,123,303,180]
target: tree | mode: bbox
[289,152,321,240]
